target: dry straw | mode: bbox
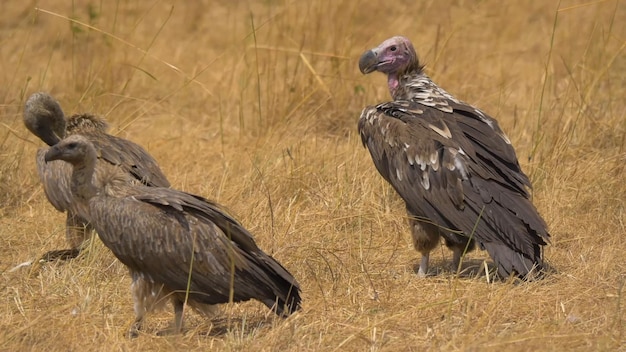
[1,0,624,351]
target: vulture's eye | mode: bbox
[389,46,397,52]
[68,142,77,149]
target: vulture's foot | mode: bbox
[155,326,183,337]
[39,248,81,262]
[128,320,143,339]
[154,300,184,336]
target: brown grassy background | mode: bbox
[1,0,624,351]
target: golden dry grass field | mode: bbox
[1,0,625,351]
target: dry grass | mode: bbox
[1,0,625,350]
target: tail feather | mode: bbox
[481,241,544,280]
[250,252,302,316]
[262,282,302,316]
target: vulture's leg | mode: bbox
[407,209,440,277]
[173,299,185,333]
[38,212,91,262]
[418,254,430,277]
[157,299,185,336]
[444,235,476,273]
[66,212,93,251]
[128,276,147,339]
[451,247,463,272]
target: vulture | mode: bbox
[44,135,302,337]
[23,92,170,261]
[357,36,550,280]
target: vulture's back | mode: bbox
[66,114,170,188]
[89,183,301,315]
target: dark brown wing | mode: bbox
[66,114,170,188]
[402,75,532,197]
[448,101,531,197]
[89,186,301,314]
[358,100,549,277]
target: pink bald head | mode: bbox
[358,36,421,76]
[359,36,423,96]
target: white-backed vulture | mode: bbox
[358,36,550,280]
[23,92,170,260]
[44,135,302,337]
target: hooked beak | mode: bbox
[358,49,379,74]
[44,144,63,163]
[39,128,62,147]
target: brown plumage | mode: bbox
[358,36,550,280]
[44,135,302,337]
[23,92,170,261]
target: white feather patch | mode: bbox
[414,154,427,171]
[499,131,512,144]
[429,151,439,172]
[421,173,430,190]
[454,154,468,180]
[430,152,438,165]
[407,153,415,165]
[428,123,452,139]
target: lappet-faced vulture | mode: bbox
[44,135,302,337]
[357,36,550,280]
[23,92,170,260]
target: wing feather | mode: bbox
[83,132,170,188]
[451,103,531,195]
[66,114,170,188]
[358,100,548,276]
[89,186,300,312]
